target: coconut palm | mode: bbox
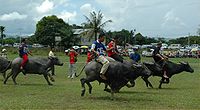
[82,11,112,40]
[0,26,5,46]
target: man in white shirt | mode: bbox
[48,47,55,75]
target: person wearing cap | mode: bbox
[107,36,123,63]
[153,41,169,78]
[129,48,141,63]
[1,48,7,59]
[91,32,109,80]
[67,47,78,79]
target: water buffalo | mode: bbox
[143,61,194,88]
[32,57,55,76]
[80,60,151,99]
[0,57,11,79]
[4,57,63,85]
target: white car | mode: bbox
[13,43,20,48]
[32,44,44,48]
[168,44,181,49]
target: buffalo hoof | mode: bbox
[48,83,53,86]
[81,89,85,96]
[81,92,85,97]
[150,86,154,88]
[89,88,92,94]
[104,88,111,93]
[50,77,55,82]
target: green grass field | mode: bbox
[0,52,200,109]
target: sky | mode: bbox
[0,0,200,38]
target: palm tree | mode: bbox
[0,26,5,46]
[82,11,112,40]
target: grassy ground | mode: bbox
[0,52,200,109]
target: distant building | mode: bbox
[73,29,95,46]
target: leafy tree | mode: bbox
[82,11,112,40]
[168,36,200,45]
[3,38,15,44]
[35,15,73,48]
[28,35,38,44]
[0,26,6,45]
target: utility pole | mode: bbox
[188,33,190,46]
[18,28,22,43]
[133,29,136,45]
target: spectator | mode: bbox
[86,49,93,63]
[129,48,141,63]
[67,47,78,79]
[1,48,7,59]
[48,47,55,76]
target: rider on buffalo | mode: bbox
[152,41,169,78]
[19,38,32,72]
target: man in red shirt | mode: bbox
[107,37,123,63]
[86,49,93,63]
[68,47,78,79]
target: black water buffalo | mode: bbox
[0,57,11,79]
[143,61,194,88]
[4,57,63,85]
[80,60,151,99]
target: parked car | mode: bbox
[13,43,20,48]
[3,44,12,47]
[141,45,152,49]
[161,43,168,49]
[168,44,181,49]
[32,44,44,48]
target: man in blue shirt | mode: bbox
[129,48,141,63]
[91,32,109,80]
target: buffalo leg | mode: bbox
[104,84,111,93]
[3,72,6,79]
[111,90,115,100]
[86,82,92,94]
[80,78,86,96]
[48,73,55,82]
[4,71,13,84]
[43,73,52,85]
[142,76,153,88]
[12,72,20,85]
[80,77,94,96]
[159,77,165,89]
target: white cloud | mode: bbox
[57,11,77,22]
[0,12,27,21]
[80,3,95,15]
[36,0,54,14]
[162,9,186,28]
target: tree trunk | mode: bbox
[94,31,97,41]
